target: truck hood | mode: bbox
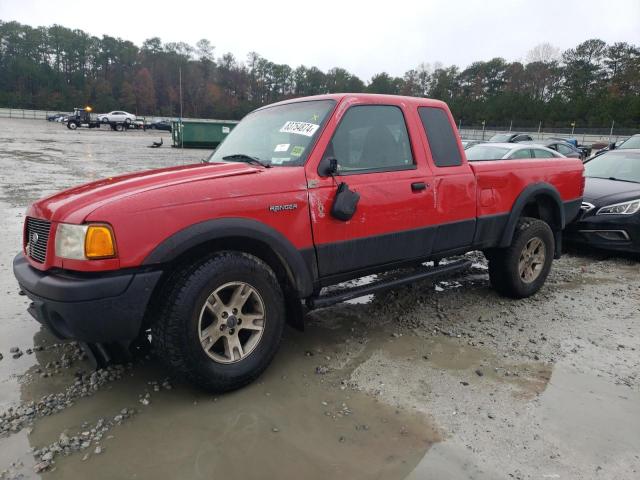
[28,162,260,223]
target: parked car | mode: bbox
[13,93,584,392]
[465,143,564,161]
[461,139,481,149]
[566,149,640,253]
[617,134,640,150]
[589,135,638,159]
[46,113,64,122]
[487,132,533,143]
[148,119,172,131]
[520,140,584,160]
[97,111,136,124]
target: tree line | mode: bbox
[0,20,638,128]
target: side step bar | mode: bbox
[307,259,471,310]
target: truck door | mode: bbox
[305,102,436,279]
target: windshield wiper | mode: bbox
[607,176,640,183]
[222,154,271,168]
[588,176,640,184]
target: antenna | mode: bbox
[179,66,184,160]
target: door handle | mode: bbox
[411,182,428,191]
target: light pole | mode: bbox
[481,120,486,141]
[571,121,575,136]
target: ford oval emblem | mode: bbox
[31,232,39,245]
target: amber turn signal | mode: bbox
[85,225,116,259]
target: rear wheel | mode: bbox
[152,252,285,392]
[486,217,554,298]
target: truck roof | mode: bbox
[258,93,450,111]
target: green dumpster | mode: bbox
[172,119,238,148]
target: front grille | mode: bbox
[25,217,51,263]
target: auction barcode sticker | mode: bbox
[280,121,320,137]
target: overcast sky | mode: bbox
[2,0,639,80]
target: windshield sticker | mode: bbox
[222,126,230,134]
[274,143,290,152]
[280,121,320,137]
[271,157,291,165]
[290,146,305,157]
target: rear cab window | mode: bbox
[418,107,462,167]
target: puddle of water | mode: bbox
[12,327,439,480]
[379,334,551,396]
[539,363,640,472]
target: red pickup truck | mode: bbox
[14,94,584,391]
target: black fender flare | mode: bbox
[143,218,315,298]
[498,183,565,248]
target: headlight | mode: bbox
[596,199,640,216]
[55,223,116,260]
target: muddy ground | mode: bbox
[0,118,638,479]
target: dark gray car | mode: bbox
[521,140,584,160]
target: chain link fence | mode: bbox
[0,108,71,120]
[2,107,637,147]
[459,125,637,146]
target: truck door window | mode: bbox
[417,107,462,167]
[325,105,414,174]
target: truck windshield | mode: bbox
[207,100,335,167]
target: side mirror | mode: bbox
[318,157,339,177]
[609,142,616,150]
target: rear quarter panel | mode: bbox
[469,158,584,217]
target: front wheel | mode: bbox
[486,217,554,298]
[67,121,77,130]
[152,252,285,392]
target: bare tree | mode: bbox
[526,43,560,64]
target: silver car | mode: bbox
[465,143,565,161]
[97,110,137,124]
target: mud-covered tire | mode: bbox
[152,252,285,392]
[486,217,554,299]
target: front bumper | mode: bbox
[13,253,162,343]
[565,213,640,253]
